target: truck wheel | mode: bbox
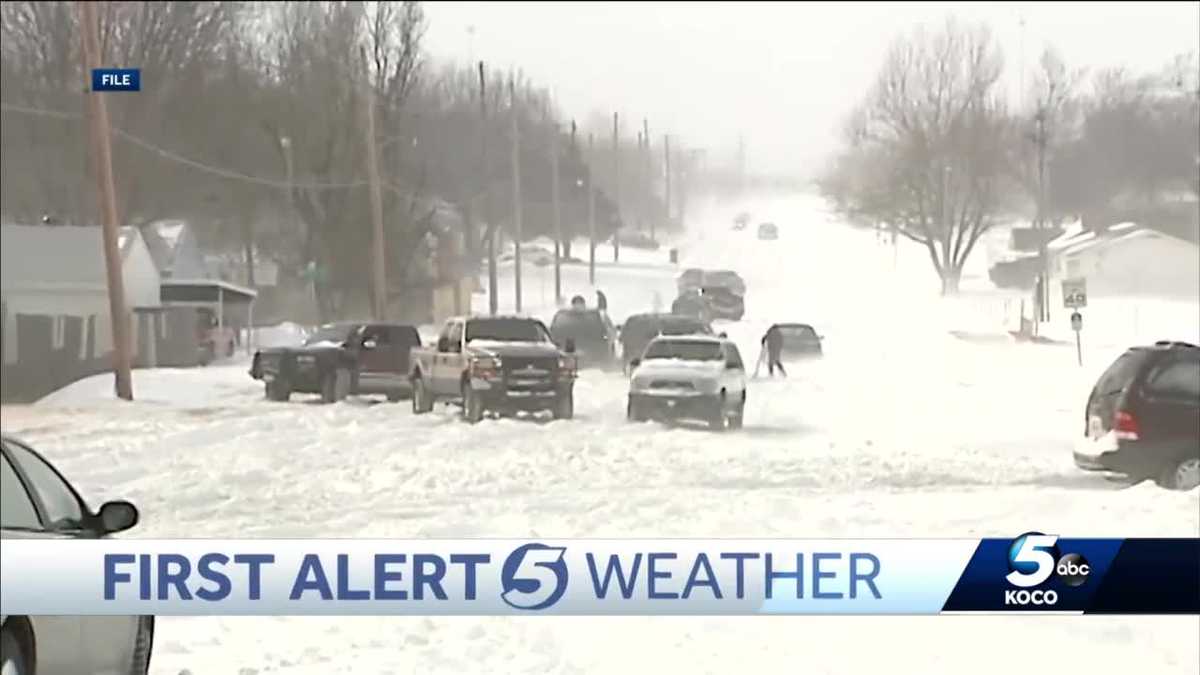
[266,378,291,402]
[553,389,575,420]
[128,615,154,675]
[730,397,746,430]
[412,378,434,414]
[1157,457,1200,491]
[1,624,30,675]
[462,385,485,424]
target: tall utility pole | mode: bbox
[509,77,523,313]
[480,62,497,316]
[549,119,562,305]
[738,135,747,197]
[643,118,652,241]
[1034,108,1050,322]
[635,130,644,233]
[612,112,620,262]
[360,47,387,320]
[588,133,596,285]
[79,0,132,400]
[663,134,672,225]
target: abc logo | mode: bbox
[1055,552,1091,587]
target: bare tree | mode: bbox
[823,18,1012,294]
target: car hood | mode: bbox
[633,358,723,379]
[467,340,561,358]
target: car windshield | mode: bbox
[643,340,723,361]
[304,324,353,346]
[780,325,817,339]
[466,318,548,343]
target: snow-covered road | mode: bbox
[3,192,1197,674]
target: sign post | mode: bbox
[1063,278,1087,367]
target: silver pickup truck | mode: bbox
[408,315,578,423]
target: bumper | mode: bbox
[471,379,572,412]
[1073,433,1197,480]
[630,392,719,420]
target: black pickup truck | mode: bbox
[409,315,578,422]
[250,322,420,403]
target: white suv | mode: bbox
[626,335,747,430]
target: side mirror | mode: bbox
[629,357,641,369]
[564,338,577,354]
[437,337,450,352]
[362,338,378,350]
[96,500,139,535]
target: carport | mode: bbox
[159,279,258,354]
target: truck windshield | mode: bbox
[644,340,723,361]
[466,319,548,343]
[304,324,353,346]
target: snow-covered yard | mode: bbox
[2,192,1196,674]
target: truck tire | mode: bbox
[627,397,646,422]
[462,385,485,424]
[553,388,575,420]
[266,377,291,402]
[730,394,746,430]
[0,624,30,675]
[412,377,434,414]
[128,615,154,675]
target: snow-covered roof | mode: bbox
[1059,224,1197,258]
[1,224,108,290]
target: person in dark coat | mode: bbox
[761,324,786,377]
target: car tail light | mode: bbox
[1113,410,1140,441]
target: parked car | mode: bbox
[197,307,236,365]
[772,323,824,358]
[619,313,714,372]
[1,434,154,675]
[249,322,420,403]
[409,315,578,423]
[550,308,617,369]
[703,270,747,297]
[701,286,745,321]
[626,335,747,430]
[1073,341,1200,490]
[758,222,779,240]
[671,290,711,323]
[733,212,751,230]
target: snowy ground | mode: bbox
[3,191,1198,674]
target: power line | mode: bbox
[0,101,414,195]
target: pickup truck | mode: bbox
[249,322,420,403]
[409,315,578,423]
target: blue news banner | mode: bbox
[0,537,1196,616]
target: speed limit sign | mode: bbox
[1062,278,1087,309]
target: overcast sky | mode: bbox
[422,1,1200,178]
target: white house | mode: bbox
[1,223,163,370]
[141,219,209,279]
[1048,222,1200,299]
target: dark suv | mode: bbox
[1074,341,1199,490]
[619,313,714,372]
[550,308,617,369]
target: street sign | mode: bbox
[1062,277,1087,309]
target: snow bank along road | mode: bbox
[4,192,1198,674]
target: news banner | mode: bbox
[1,535,1197,616]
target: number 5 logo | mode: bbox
[1005,533,1059,588]
[501,543,569,610]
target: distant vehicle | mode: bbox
[197,307,236,365]
[1073,341,1199,490]
[612,228,660,250]
[701,286,745,321]
[671,291,711,323]
[550,308,617,369]
[758,222,779,240]
[702,270,747,297]
[772,323,824,358]
[733,212,751,230]
[249,322,420,403]
[677,268,705,295]
[498,245,555,266]
[409,315,578,423]
[1,433,154,675]
[626,335,747,430]
[618,313,714,372]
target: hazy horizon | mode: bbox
[423,1,1200,179]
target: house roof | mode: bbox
[141,219,188,273]
[1059,224,1198,258]
[1,224,108,290]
